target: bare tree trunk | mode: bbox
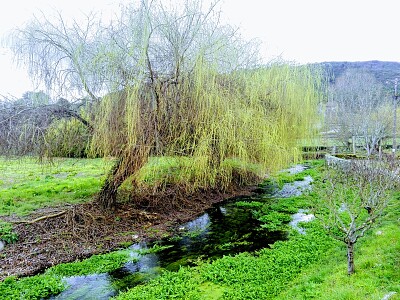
[352,136,356,155]
[347,241,355,275]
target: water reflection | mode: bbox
[50,274,116,300]
[183,213,210,233]
[290,209,315,234]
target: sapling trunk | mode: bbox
[347,240,355,275]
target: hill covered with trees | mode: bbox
[318,60,400,86]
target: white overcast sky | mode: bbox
[0,0,399,98]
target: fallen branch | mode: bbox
[12,210,67,224]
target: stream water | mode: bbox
[49,166,314,300]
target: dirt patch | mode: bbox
[0,186,255,281]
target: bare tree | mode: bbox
[6,11,107,101]
[0,92,50,155]
[99,0,261,88]
[313,159,397,275]
[0,92,92,156]
[326,69,392,156]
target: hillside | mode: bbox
[317,60,400,86]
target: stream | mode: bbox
[50,166,314,300]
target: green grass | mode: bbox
[119,156,266,195]
[0,155,265,217]
[0,157,113,216]
[275,197,400,300]
[0,221,18,243]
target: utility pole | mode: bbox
[393,78,398,161]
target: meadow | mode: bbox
[0,157,112,216]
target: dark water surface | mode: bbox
[50,168,312,299]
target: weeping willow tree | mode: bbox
[92,61,322,209]
[6,0,323,210]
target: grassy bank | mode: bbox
[0,157,112,216]
[0,156,263,217]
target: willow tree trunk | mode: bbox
[97,148,149,210]
[97,159,125,210]
[347,241,355,275]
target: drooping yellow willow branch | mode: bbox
[91,61,323,196]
